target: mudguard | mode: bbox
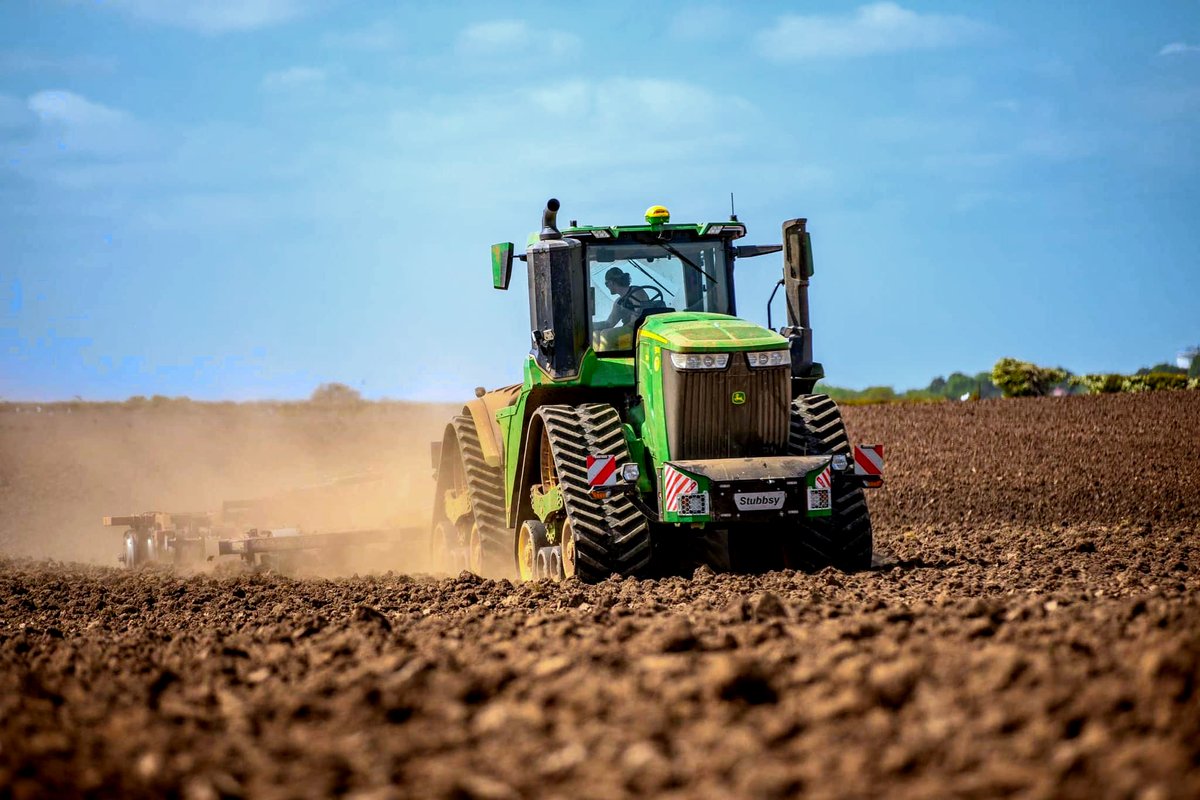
[463,385,521,469]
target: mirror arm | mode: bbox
[766,279,784,332]
[735,244,783,259]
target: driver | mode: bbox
[600,267,651,329]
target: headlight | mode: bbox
[831,454,848,471]
[704,224,746,238]
[669,352,730,370]
[620,463,640,482]
[745,350,789,368]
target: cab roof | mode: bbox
[527,221,747,247]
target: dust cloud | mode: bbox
[0,401,457,571]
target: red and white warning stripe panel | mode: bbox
[587,454,618,487]
[814,463,832,489]
[853,445,884,477]
[662,464,698,513]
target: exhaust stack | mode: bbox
[540,198,562,240]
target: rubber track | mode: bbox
[537,404,652,583]
[449,415,511,573]
[788,394,873,571]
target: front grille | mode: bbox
[662,356,790,460]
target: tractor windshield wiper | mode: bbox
[626,259,675,298]
[655,242,717,283]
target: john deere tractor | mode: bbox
[431,199,883,582]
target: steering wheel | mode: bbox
[628,285,664,306]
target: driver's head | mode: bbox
[604,267,631,295]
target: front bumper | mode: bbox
[661,455,847,524]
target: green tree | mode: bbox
[973,372,1002,399]
[310,382,363,405]
[1136,362,1186,376]
[943,372,977,399]
[991,358,1068,398]
[859,386,897,403]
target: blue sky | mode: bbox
[1,1,1197,401]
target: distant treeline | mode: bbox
[817,371,1003,405]
[822,351,1200,405]
[0,384,432,413]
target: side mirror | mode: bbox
[782,219,813,278]
[491,242,514,290]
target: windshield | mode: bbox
[587,241,731,353]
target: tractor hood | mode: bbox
[639,312,787,353]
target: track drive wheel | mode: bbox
[787,393,874,572]
[534,403,651,583]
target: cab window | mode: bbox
[587,241,730,353]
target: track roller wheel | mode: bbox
[534,546,564,580]
[517,520,549,581]
[430,519,462,574]
[560,520,577,580]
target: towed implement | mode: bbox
[106,474,422,570]
[432,199,884,582]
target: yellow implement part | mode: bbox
[464,385,520,469]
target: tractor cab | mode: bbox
[492,199,763,381]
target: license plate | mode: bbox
[734,491,786,511]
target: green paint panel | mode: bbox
[530,484,563,522]
[523,350,635,390]
[641,313,787,352]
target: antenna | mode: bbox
[729,192,738,222]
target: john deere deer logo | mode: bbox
[731,391,747,405]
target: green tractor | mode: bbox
[430,199,884,582]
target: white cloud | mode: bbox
[94,0,313,33]
[669,6,735,41]
[0,93,36,130]
[29,90,127,128]
[1159,42,1200,56]
[0,51,117,75]
[379,76,763,189]
[261,66,327,90]
[322,20,401,52]
[757,2,990,60]
[13,90,149,162]
[416,78,728,139]
[456,20,580,58]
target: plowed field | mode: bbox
[2,392,1198,799]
